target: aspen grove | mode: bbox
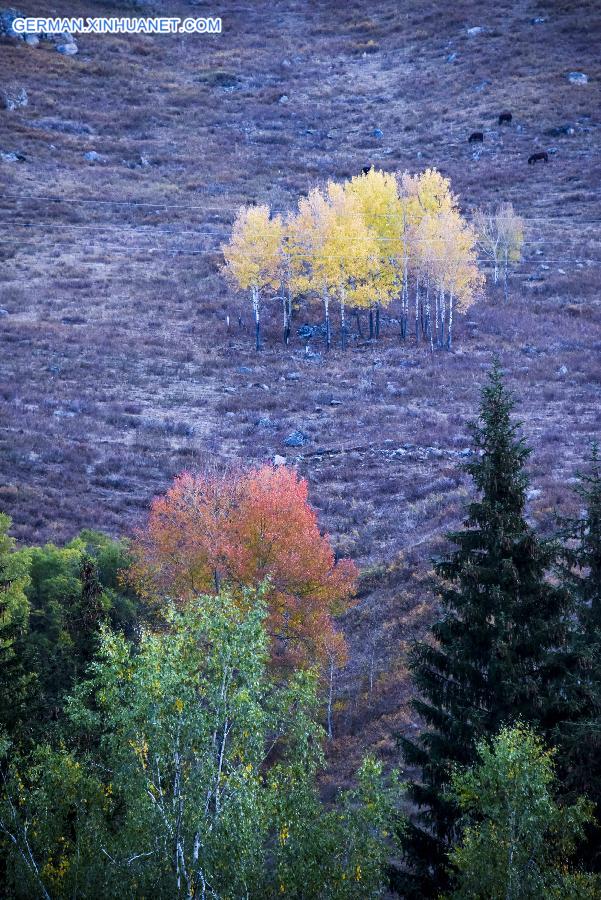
[222,168,486,351]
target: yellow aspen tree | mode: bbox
[221,204,283,351]
[474,202,523,300]
[438,209,484,349]
[416,208,445,350]
[288,188,335,350]
[400,169,455,344]
[345,167,403,339]
[328,180,388,349]
[497,202,524,301]
[278,217,296,346]
[288,183,380,351]
[473,206,503,285]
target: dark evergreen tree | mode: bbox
[556,444,601,870]
[396,364,574,898]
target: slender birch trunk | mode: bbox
[281,295,289,346]
[251,285,260,351]
[323,290,331,350]
[415,274,420,341]
[447,290,454,350]
[402,253,409,340]
[340,288,346,350]
[327,657,335,740]
[286,290,293,342]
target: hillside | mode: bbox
[1,0,601,782]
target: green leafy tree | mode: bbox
[397,364,574,898]
[0,514,32,742]
[270,754,403,898]
[1,589,402,898]
[448,724,599,899]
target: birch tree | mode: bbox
[497,202,524,301]
[288,183,380,350]
[221,204,283,350]
[0,593,403,899]
[474,202,524,301]
[438,209,484,349]
[400,169,455,345]
[448,725,599,899]
[345,167,404,339]
[401,169,482,349]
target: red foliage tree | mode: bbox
[130,466,358,668]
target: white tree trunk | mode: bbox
[251,286,260,351]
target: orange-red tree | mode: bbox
[130,466,358,668]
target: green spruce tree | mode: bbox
[396,364,574,898]
[556,444,601,870]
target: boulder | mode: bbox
[372,127,384,138]
[35,117,93,135]
[56,42,77,55]
[84,150,103,162]
[567,72,588,84]
[545,124,575,137]
[0,150,25,162]
[0,8,23,39]
[273,454,286,466]
[284,429,309,448]
[297,323,326,339]
[2,87,27,110]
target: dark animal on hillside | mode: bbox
[498,111,512,124]
[528,151,549,164]
[468,131,484,143]
[362,165,373,175]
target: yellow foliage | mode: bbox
[222,204,283,293]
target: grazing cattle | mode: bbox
[362,165,373,175]
[528,151,549,164]
[468,131,484,142]
[498,111,512,124]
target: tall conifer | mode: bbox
[556,445,601,870]
[397,364,573,897]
